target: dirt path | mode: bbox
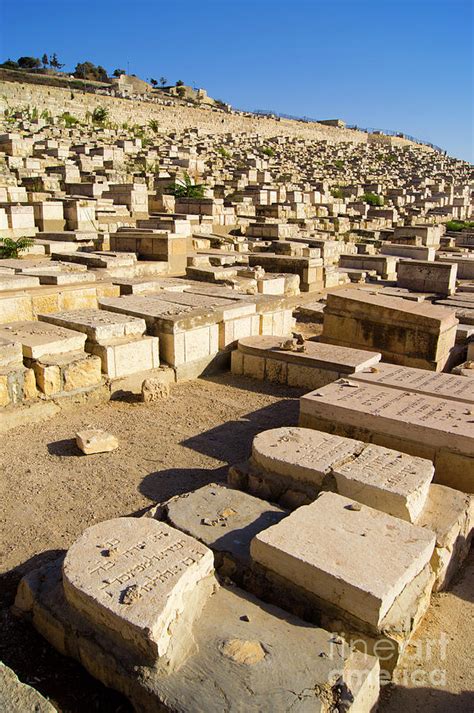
[0,374,472,711]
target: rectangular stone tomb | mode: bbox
[0,274,41,292]
[98,295,221,368]
[251,492,435,658]
[299,380,474,493]
[39,310,159,378]
[21,270,96,285]
[14,518,379,712]
[322,288,458,371]
[396,260,457,297]
[229,426,433,522]
[349,362,474,405]
[231,335,381,389]
[0,321,86,358]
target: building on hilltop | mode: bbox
[110,73,153,96]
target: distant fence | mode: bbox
[235,106,445,154]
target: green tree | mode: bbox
[167,173,206,199]
[176,79,184,86]
[0,59,19,69]
[17,56,41,70]
[160,76,167,87]
[49,53,64,70]
[361,192,384,207]
[113,68,126,77]
[41,53,49,67]
[176,86,186,99]
[150,78,158,87]
[0,237,34,258]
[91,106,109,123]
[74,61,107,82]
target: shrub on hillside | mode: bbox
[362,192,384,206]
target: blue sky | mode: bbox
[0,0,472,161]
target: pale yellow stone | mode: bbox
[0,374,10,407]
[22,368,37,400]
[63,355,101,392]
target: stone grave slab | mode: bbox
[248,427,432,521]
[332,443,433,522]
[322,288,458,371]
[299,379,474,492]
[237,335,381,371]
[0,321,86,358]
[0,335,23,368]
[251,492,435,630]
[21,270,95,285]
[16,549,379,712]
[350,361,474,405]
[162,483,286,574]
[0,274,40,292]
[62,517,215,663]
[39,309,146,342]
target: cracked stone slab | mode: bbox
[15,556,380,712]
[62,517,215,662]
[251,427,434,521]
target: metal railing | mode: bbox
[235,105,445,153]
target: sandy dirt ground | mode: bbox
[0,373,472,712]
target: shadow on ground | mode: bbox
[140,465,228,502]
[180,397,300,462]
[0,551,132,713]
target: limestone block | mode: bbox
[396,259,457,296]
[0,373,10,406]
[350,362,474,404]
[40,309,146,342]
[0,336,23,368]
[333,443,433,522]
[76,430,119,454]
[0,274,40,292]
[251,492,435,630]
[0,321,86,359]
[242,354,265,380]
[265,358,288,384]
[416,483,473,590]
[141,378,170,401]
[22,367,38,400]
[230,349,244,375]
[62,518,215,662]
[63,354,102,392]
[32,361,61,396]
[89,336,159,378]
[0,662,55,713]
[0,295,34,324]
